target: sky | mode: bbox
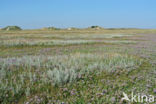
[0,0,156,29]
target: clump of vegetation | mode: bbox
[2,26,22,31]
[0,34,134,47]
[89,26,103,30]
[0,53,142,103]
[42,26,60,30]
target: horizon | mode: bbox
[0,25,155,30]
[1,0,156,29]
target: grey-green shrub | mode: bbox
[0,52,142,102]
[0,53,142,87]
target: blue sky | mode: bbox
[0,0,156,29]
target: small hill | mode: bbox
[2,26,22,31]
[42,27,60,30]
[67,27,79,30]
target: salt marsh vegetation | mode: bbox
[0,29,155,103]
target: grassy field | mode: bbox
[0,29,156,104]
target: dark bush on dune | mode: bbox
[2,26,22,31]
[90,26,99,28]
[89,26,103,30]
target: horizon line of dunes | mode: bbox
[0,26,145,31]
